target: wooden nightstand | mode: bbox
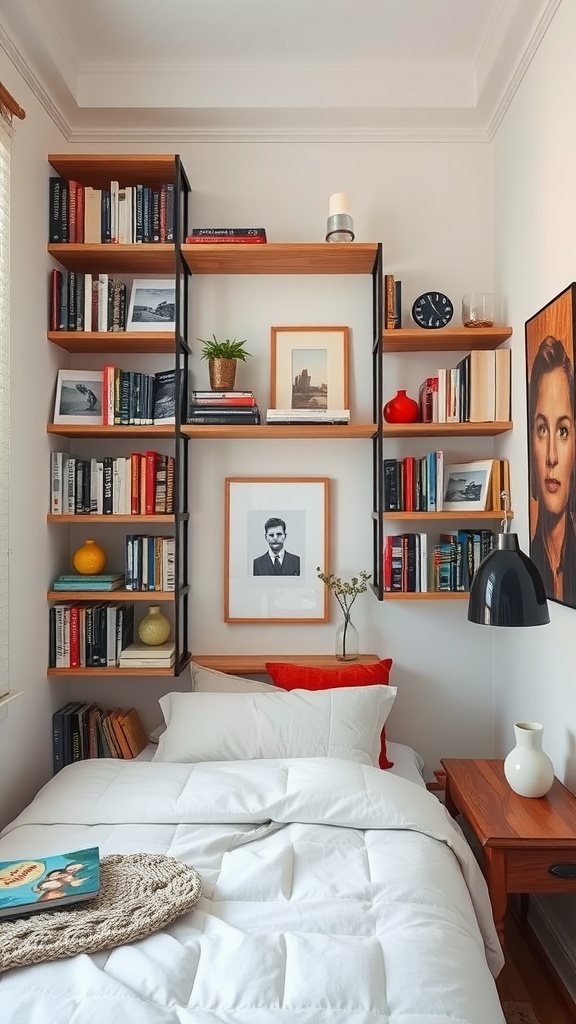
[441,758,576,948]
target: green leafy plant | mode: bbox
[316,568,371,620]
[197,334,252,361]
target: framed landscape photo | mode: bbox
[53,369,104,425]
[127,278,176,331]
[442,460,493,512]
[270,326,349,410]
[525,283,576,608]
[225,477,330,623]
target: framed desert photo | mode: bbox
[270,326,349,410]
[225,477,329,623]
[442,460,493,512]
[525,283,576,608]
[53,369,104,425]
[127,278,176,331]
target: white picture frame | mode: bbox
[225,477,330,623]
[270,326,349,410]
[53,369,104,425]
[442,460,494,512]
[127,278,176,332]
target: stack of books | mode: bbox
[52,701,148,772]
[187,390,261,425]
[266,408,350,425]
[118,640,175,669]
[185,228,267,244]
[418,348,511,424]
[51,572,124,591]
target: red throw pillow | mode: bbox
[265,659,394,769]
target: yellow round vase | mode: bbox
[138,605,171,646]
[73,539,106,575]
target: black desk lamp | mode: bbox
[468,494,550,627]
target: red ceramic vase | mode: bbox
[383,389,420,424]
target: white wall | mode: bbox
[0,79,499,826]
[492,0,576,991]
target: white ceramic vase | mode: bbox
[503,721,554,798]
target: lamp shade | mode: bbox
[468,533,550,627]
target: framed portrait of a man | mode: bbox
[525,283,576,608]
[224,477,329,623]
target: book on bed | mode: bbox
[0,846,100,919]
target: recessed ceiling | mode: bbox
[0,0,562,141]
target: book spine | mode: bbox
[48,177,66,242]
[186,236,267,244]
[145,451,157,515]
[189,228,266,237]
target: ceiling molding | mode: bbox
[65,124,491,146]
[0,26,69,138]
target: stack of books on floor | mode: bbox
[187,390,261,425]
[266,408,350,425]
[118,640,175,669]
[52,701,148,772]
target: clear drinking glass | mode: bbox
[462,292,494,328]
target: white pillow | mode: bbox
[154,685,397,767]
[190,661,275,694]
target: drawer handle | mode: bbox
[549,864,576,878]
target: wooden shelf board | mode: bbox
[47,243,175,274]
[192,654,381,674]
[181,242,379,275]
[182,423,376,439]
[383,326,512,352]
[47,514,178,524]
[382,510,510,521]
[48,154,178,188]
[383,591,470,600]
[383,421,512,438]
[48,331,176,354]
[47,424,178,438]
[48,654,191,678]
[47,589,176,601]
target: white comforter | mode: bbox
[0,757,505,1023]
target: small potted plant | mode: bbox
[197,334,252,391]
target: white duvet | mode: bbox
[0,757,505,1023]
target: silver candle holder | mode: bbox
[325,193,355,242]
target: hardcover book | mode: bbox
[0,847,100,919]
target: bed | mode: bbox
[0,669,505,1023]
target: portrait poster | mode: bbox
[525,283,576,608]
[225,477,329,623]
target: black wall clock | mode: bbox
[411,291,454,329]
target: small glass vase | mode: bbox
[335,615,359,661]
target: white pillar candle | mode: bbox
[329,192,351,217]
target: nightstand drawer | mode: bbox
[507,849,576,892]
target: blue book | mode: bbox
[0,847,100,919]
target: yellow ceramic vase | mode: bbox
[138,605,171,646]
[73,539,106,575]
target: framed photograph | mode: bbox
[270,326,349,410]
[53,369,104,425]
[442,460,493,512]
[525,283,576,608]
[225,477,329,623]
[127,278,176,331]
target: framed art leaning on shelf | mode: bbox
[224,477,329,623]
[525,282,576,608]
[270,326,349,411]
[53,369,104,425]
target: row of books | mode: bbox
[383,454,510,513]
[50,451,175,516]
[49,270,129,333]
[48,602,134,670]
[49,177,175,244]
[52,700,148,773]
[384,530,494,593]
[101,365,183,426]
[418,348,511,423]
[185,227,267,244]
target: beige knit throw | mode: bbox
[0,852,202,972]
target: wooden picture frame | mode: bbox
[525,283,576,608]
[270,326,349,410]
[442,460,493,512]
[127,278,176,331]
[225,477,329,623]
[53,369,104,425]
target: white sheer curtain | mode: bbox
[0,109,12,698]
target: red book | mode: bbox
[75,184,85,243]
[418,376,438,423]
[402,456,415,512]
[145,451,158,515]
[69,605,80,668]
[383,536,393,592]
[130,453,141,515]
[68,180,78,243]
[185,236,267,244]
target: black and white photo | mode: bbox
[53,369,104,425]
[442,460,493,512]
[127,279,176,332]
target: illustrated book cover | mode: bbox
[0,846,100,919]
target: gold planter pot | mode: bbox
[209,358,237,391]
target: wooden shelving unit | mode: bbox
[181,242,379,275]
[381,510,510,521]
[192,654,381,674]
[47,424,178,439]
[47,589,184,601]
[47,331,178,355]
[182,423,376,440]
[383,326,512,352]
[383,421,512,438]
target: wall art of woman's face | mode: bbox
[532,365,575,519]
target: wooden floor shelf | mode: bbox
[192,654,381,674]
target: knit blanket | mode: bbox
[0,852,202,971]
